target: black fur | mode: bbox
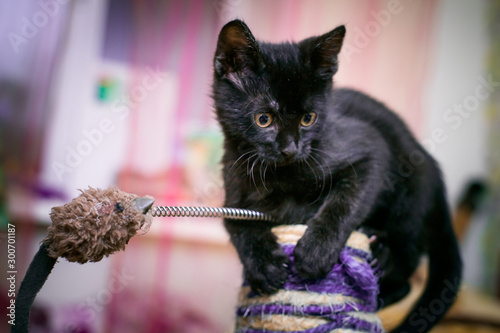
[213,20,462,332]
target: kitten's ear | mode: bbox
[214,20,261,78]
[309,25,346,80]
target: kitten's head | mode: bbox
[213,20,345,166]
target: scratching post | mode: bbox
[235,225,383,333]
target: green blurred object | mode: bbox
[97,76,120,102]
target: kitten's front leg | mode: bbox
[225,219,290,294]
[293,215,351,279]
[294,173,378,279]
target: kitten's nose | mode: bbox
[281,143,298,159]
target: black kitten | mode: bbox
[213,20,462,333]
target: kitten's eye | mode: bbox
[300,112,317,127]
[115,202,125,212]
[254,113,273,128]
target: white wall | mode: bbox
[39,0,119,203]
[424,0,489,204]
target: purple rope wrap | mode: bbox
[236,236,383,333]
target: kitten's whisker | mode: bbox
[249,158,256,186]
[246,153,259,176]
[259,159,269,192]
[308,153,330,205]
[250,157,264,199]
[243,122,255,134]
[309,155,325,200]
[249,157,257,180]
[345,156,358,179]
[272,160,278,180]
[229,150,255,174]
[303,158,318,188]
[311,147,356,180]
[313,151,334,199]
[243,95,262,116]
[310,147,333,158]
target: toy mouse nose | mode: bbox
[134,197,155,214]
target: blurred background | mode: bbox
[1,0,499,332]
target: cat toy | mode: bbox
[14,186,382,333]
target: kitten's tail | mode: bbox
[394,191,462,333]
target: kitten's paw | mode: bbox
[294,227,341,280]
[358,226,393,279]
[244,246,290,294]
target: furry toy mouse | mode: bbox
[14,186,154,333]
[45,186,154,263]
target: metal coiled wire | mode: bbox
[151,206,274,222]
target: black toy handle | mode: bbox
[13,243,57,333]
